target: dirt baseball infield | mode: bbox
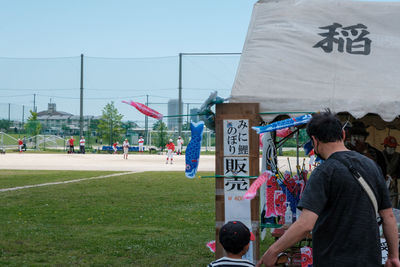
[0,153,309,173]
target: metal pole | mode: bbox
[8,103,10,122]
[33,94,36,112]
[145,94,149,146]
[21,105,25,132]
[186,103,189,125]
[205,127,208,152]
[110,119,112,145]
[149,130,152,147]
[79,54,84,138]
[178,53,182,137]
[296,131,299,173]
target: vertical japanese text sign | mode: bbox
[223,119,253,261]
[215,103,260,262]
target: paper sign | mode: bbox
[223,120,249,156]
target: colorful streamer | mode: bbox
[252,114,312,134]
[206,240,216,253]
[276,127,293,138]
[122,100,163,120]
[185,121,204,178]
[243,171,273,200]
[301,246,313,267]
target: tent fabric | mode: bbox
[230,0,400,126]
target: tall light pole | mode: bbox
[145,94,149,146]
[178,53,183,137]
[177,52,241,136]
[33,93,36,112]
[79,54,84,138]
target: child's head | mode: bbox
[219,221,255,256]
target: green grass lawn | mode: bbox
[0,171,274,266]
[0,170,122,189]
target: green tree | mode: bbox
[153,121,168,151]
[122,120,139,135]
[97,102,124,145]
[24,111,41,148]
[182,122,190,131]
[0,119,11,132]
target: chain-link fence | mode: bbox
[0,54,240,130]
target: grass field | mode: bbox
[0,170,274,266]
[0,170,122,189]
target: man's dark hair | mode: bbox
[306,110,343,142]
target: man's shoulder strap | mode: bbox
[329,152,380,222]
[329,152,361,179]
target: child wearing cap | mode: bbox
[165,139,175,164]
[122,138,130,160]
[208,221,255,267]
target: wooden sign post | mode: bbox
[215,103,260,262]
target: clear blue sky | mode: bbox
[1,0,391,125]
[0,0,256,125]
[0,0,255,58]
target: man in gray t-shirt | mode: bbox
[298,150,390,266]
[257,111,399,267]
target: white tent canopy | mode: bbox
[230,0,400,129]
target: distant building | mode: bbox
[167,99,183,130]
[190,108,200,123]
[37,103,100,135]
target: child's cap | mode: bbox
[219,221,255,254]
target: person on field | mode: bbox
[22,136,27,151]
[165,139,175,164]
[257,110,399,267]
[113,142,118,154]
[79,136,85,154]
[208,221,255,267]
[123,138,130,160]
[18,138,23,152]
[176,136,184,155]
[138,136,144,152]
[68,136,75,154]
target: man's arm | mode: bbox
[379,208,400,267]
[256,209,318,267]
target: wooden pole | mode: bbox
[215,103,260,261]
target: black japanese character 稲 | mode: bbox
[313,23,371,55]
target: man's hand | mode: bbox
[256,248,279,267]
[256,209,317,266]
[385,257,400,267]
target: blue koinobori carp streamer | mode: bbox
[252,114,312,134]
[185,121,205,178]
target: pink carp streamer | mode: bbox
[274,190,287,216]
[265,175,280,217]
[276,127,293,138]
[243,171,273,200]
[206,240,216,253]
[122,100,163,120]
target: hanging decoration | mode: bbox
[198,91,228,131]
[252,114,312,134]
[185,121,204,178]
[122,100,163,120]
